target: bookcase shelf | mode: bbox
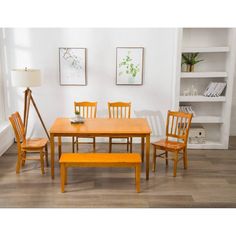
[181,72,227,78]
[182,46,229,53]
[179,96,226,102]
[192,116,223,124]
[175,28,235,149]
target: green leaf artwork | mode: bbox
[119,51,140,79]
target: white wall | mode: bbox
[0,28,178,139]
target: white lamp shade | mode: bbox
[11,69,41,87]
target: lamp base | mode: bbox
[24,88,50,139]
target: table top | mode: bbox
[49,118,151,136]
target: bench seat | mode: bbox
[59,153,141,193]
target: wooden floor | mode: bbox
[1,138,236,208]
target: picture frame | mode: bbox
[59,48,87,86]
[116,47,144,85]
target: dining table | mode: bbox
[49,117,151,180]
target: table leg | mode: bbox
[145,135,150,180]
[141,137,145,162]
[58,136,62,159]
[50,134,55,179]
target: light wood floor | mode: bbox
[1,138,236,208]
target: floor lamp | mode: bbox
[11,68,50,139]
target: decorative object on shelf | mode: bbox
[188,125,206,144]
[183,85,198,96]
[191,85,198,96]
[179,105,196,116]
[181,53,203,72]
[11,68,49,139]
[203,82,227,97]
[116,47,144,85]
[183,88,190,96]
[59,48,87,86]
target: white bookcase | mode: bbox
[174,28,236,149]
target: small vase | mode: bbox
[190,64,194,72]
[185,64,194,72]
[75,114,81,121]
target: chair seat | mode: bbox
[152,139,185,151]
[21,138,48,150]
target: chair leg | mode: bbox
[45,144,49,167]
[135,164,141,193]
[109,137,112,153]
[76,137,79,152]
[183,148,188,169]
[165,151,168,166]
[72,137,75,153]
[16,152,22,174]
[93,137,96,153]
[130,137,133,153]
[127,138,129,152]
[21,151,26,167]
[173,151,178,177]
[40,149,45,175]
[152,146,157,172]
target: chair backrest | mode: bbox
[166,110,193,144]
[74,101,97,118]
[108,102,131,118]
[134,110,165,139]
[9,112,26,146]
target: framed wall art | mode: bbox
[59,48,87,86]
[116,47,144,85]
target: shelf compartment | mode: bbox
[179,96,226,102]
[181,72,227,78]
[191,116,223,124]
[182,46,229,53]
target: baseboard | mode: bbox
[0,122,14,156]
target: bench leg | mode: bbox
[60,164,65,193]
[135,164,141,193]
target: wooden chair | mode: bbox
[108,102,132,153]
[152,110,193,177]
[72,101,97,152]
[9,112,48,174]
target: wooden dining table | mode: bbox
[49,117,151,180]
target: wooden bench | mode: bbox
[59,153,141,193]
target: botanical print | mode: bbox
[59,48,86,85]
[116,47,143,85]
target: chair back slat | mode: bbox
[9,112,26,145]
[166,110,192,144]
[108,102,131,119]
[74,101,97,118]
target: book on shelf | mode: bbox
[203,82,226,97]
